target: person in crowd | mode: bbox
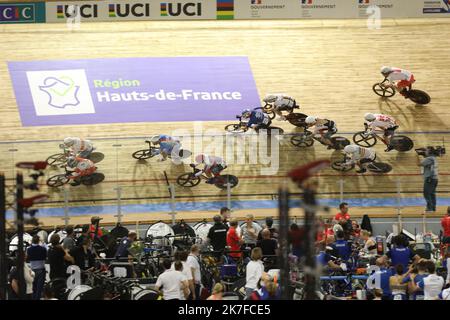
[42,283,58,300]
[361,230,377,255]
[366,256,392,300]
[386,234,418,270]
[389,264,409,300]
[171,250,194,300]
[26,235,47,300]
[220,207,231,227]
[417,148,439,212]
[443,249,450,285]
[186,245,201,300]
[69,237,95,272]
[250,274,281,300]
[257,229,278,256]
[372,289,383,300]
[331,230,352,263]
[155,259,189,300]
[207,283,225,300]
[441,206,450,244]
[9,259,35,300]
[351,220,361,238]
[76,225,90,247]
[258,217,278,240]
[245,247,266,299]
[412,260,444,300]
[438,283,450,300]
[334,202,350,223]
[227,218,244,260]
[316,243,343,272]
[48,234,74,280]
[110,222,130,239]
[288,223,304,258]
[89,216,104,240]
[207,215,228,257]
[402,259,429,300]
[62,226,76,251]
[240,214,262,249]
[115,230,138,259]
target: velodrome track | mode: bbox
[1,19,450,227]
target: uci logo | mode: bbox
[160,2,202,16]
[57,4,98,19]
[0,5,34,21]
[109,4,151,18]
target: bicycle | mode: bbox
[46,166,105,187]
[46,146,104,166]
[131,140,191,160]
[258,100,300,120]
[373,78,431,105]
[224,115,284,135]
[291,130,350,150]
[352,127,414,152]
[176,164,239,189]
[331,154,392,174]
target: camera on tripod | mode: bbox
[415,146,446,157]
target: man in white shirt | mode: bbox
[171,251,194,300]
[415,261,444,300]
[155,259,189,300]
[186,245,202,300]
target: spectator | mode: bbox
[372,289,383,300]
[334,202,350,223]
[402,259,429,300]
[331,230,351,262]
[441,207,450,244]
[316,243,342,271]
[9,260,35,300]
[186,245,202,300]
[250,274,281,300]
[439,283,450,300]
[361,230,377,255]
[417,149,439,212]
[366,257,392,300]
[240,214,262,249]
[89,216,104,240]
[69,237,95,271]
[288,223,304,258]
[389,264,408,300]
[207,215,228,255]
[257,229,278,256]
[47,234,74,280]
[386,235,417,271]
[414,260,444,300]
[220,207,231,227]
[42,283,58,300]
[110,222,129,239]
[351,220,361,238]
[76,225,90,247]
[62,226,76,251]
[171,250,194,300]
[26,235,47,300]
[226,219,243,260]
[258,217,278,240]
[245,247,265,299]
[155,259,189,300]
[207,283,224,300]
[115,230,138,258]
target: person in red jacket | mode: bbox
[226,219,243,259]
[334,202,350,223]
[441,207,450,244]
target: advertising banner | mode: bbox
[0,2,45,24]
[234,0,299,19]
[299,0,356,19]
[8,56,261,126]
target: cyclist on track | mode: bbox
[380,66,415,98]
[262,94,298,121]
[364,113,398,152]
[148,134,181,161]
[241,108,271,130]
[343,144,377,174]
[62,137,94,158]
[66,156,97,186]
[305,116,338,150]
[193,154,226,184]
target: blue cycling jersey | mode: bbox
[332,239,352,261]
[158,135,177,153]
[247,110,267,127]
[387,246,413,270]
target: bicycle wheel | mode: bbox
[290,133,314,148]
[331,160,354,172]
[214,175,239,189]
[353,131,377,147]
[46,174,69,187]
[176,173,201,187]
[225,123,246,134]
[46,153,66,166]
[262,105,276,120]
[81,173,105,185]
[408,90,431,105]
[390,135,414,152]
[331,137,350,150]
[286,113,308,127]
[88,152,105,163]
[132,147,157,160]
[367,162,392,174]
[372,83,395,98]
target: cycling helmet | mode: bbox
[344,145,359,154]
[195,154,208,164]
[333,224,343,234]
[263,94,278,103]
[364,113,376,122]
[63,137,75,147]
[67,156,78,168]
[242,109,251,118]
[380,66,393,75]
[305,116,317,125]
[149,135,160,144]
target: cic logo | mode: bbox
[0,4,35,22]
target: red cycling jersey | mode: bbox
[442,216,450,237]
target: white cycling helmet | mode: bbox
[305,116,317,125]
[380,66,393,75]
[67,156,78,168]
[63,137,75,147]
[195,154,208,164]
[263,94,278,103]
[344,145,359,154]
[149,135,160,144]
[364,113,376,122]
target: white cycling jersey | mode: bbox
[367,114,397,130]
[204,156,226,171]
[348,146,376,162]
[272,94,296,109]
[387,68,413,83]
[68,138,93,154]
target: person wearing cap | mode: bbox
[207,215,228,257]
[89,216,103,240]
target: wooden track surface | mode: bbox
[1,19,449,226]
